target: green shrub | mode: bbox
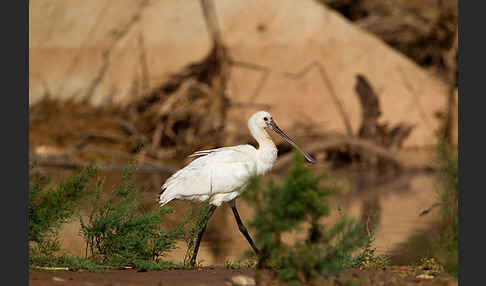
[416,257,445,276]
[29,164,97,258]
[79,166,183,269]
[241,151,368,285]
[224,258,256,270]
[352,221,390,270]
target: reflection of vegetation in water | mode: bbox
[241,151,369,285]
[390,140,458,277]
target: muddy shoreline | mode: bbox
[30,266,457,286]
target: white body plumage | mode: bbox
[159,111,314,207]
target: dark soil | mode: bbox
[30,267,256,286]
[30,266,457,286]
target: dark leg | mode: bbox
[231,203,259,255]
[190,205,217,267]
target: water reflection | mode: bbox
[42,162,441,265]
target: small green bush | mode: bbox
[241,151,368,285]
[416,257,445,276]
[224,258,256,270]
[29,164,97,258]
[352,221,390,270]
[79,165,184,269]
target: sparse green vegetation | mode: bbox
[79,165,184,270]
[416,257,445,276]
[29,165,186,271]
[224,258,256,270]
[29,164,97,260]
[351,213,391,271]
[241,151,369,285]
[352,224,391,270]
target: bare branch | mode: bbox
[30,153,176,174]
[274,134,420,172]
[284,61,354,136]
[419,202,444,217]
[228,101,272,110]
[117,119,151,145]
[228,59,272,102]
[200,0,223,46]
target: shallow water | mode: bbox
[50,154,442,265]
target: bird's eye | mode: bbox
[263,117,268,121]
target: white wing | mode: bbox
[188,147,227,158]
[159,145,257,205]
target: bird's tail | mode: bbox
[159,197,174,207]
[158,187,174,206]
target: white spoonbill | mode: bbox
[159,111,315,266]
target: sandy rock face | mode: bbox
[29,0,450,148]
[29,0,212,106]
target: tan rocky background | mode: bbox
[30,0,457,149]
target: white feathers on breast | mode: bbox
[159,145,258,206]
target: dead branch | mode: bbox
[113,1,365,162]
[284,61,354,136]
[32,266,70,271]
[355,74,415,151]
[82,146,168,167]
[355,74,381,139]
[289,75,416,172]
[30,139,178,173]
[228,101,272,110]
[228,59,272,102]
[119,0,232,156]
[56,0,113,98]
[320,0,458,70]
[117,119,151,145]
[352,74,415,172]
[75,132,133,149]
[396,66,433,131]
[274,134,404,171]
[419,202,444,217]
[30,153,176,174]
[138,30,151,93]
[200,0,223,45]
[82,0,150,103]
[274,134,437,173]
[443,29,458,146]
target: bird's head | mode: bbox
[249,110,273,129]
[248,111,316,164]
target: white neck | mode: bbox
[249,124,278,174]
[249,124,275,150]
